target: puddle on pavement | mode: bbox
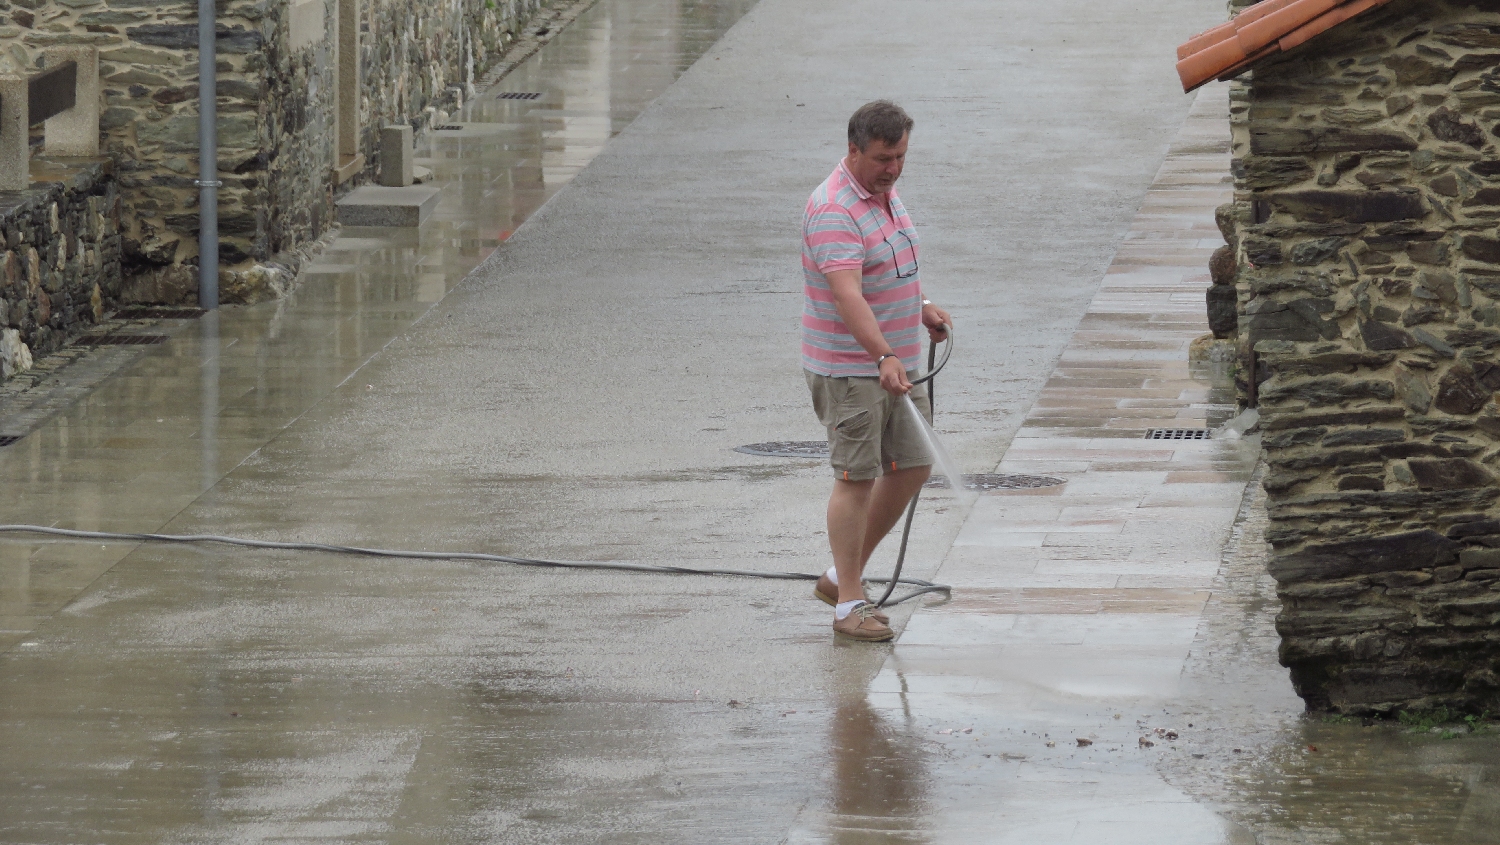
[1160,464,1500,844]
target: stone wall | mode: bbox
[0,158,121,377]
[0,0,548,304]
[1221,0,1500,714]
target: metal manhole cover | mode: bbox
[496,92,543,100]
[735,441,828,458]
[73,334,169,346]
[0,435,22,447]
[114,307,203,320]
[928,473,1066,491]
[1146,428,1211,441]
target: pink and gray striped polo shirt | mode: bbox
[801,159,923,378]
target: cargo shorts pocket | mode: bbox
[830,407,878,477]
[807,372,852,428]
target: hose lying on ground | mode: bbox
[0,329,959,610]
[0,524,953,607]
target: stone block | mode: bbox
[1261,406,1406,431]
[1411,327,1457,357]
[125,24,263,54]
[1207,284,1237,339]
[0,327,32,378]
[1209,244,1236,285]
[1462,235,1500,264]
[1290,237,1350,265]
[1460,547,1500,568]
[336,185,441,227]
[1250,127,1418,156]
[1278,351,1396,376]
[42,47,99,157]
[1270,530,1461,583]
[1322,428,1405,447]
[1434,364,1492,414]
[1448,520,1500,539]
[1244,156,1315,189]
[1396,366,1433,413]
[1269,189,1425,224]
[1409,458,1495,491]
[1244,236,1283,265]
[378,124,413,188]
[1278,606,1412,639]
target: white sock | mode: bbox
[835,600,865,620]
[825,566,839,586]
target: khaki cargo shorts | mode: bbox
[805,371,933,481]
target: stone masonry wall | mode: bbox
[1224,0,1500,714]
[0,0,547,305]
[262,0,547,268]
[0,159,122,376]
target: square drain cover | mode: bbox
[1146,428,1211,440]
[496,92,543,100]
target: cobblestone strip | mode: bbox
[0,316,194,441]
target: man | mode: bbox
[802,100,953,642]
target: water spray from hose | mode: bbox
[873,324,958,609]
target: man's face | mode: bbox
[846,132,908,195]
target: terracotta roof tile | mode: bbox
[1175,0,1398,92]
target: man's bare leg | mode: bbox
[827,478,875,604]
[827,465,931,604]
[856,465,932,576]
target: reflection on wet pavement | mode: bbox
[826,695,929,844]
[0,0,754,652]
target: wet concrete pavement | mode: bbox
[12,0,1492,842]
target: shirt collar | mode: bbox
[838,158,875,202]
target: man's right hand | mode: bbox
[878,355,912,397]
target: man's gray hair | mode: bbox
[848,100,914,151]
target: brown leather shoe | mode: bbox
[814,573,888,623]
[833,603,895,642]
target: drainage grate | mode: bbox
[736,441,829,458]
[433,124,464,131]
[1146,428,1211,441]
[72,334,169,346]
[496,92,543,100]
[114,307,204,320]
[928,472,1066,491]
[0,435,22,447]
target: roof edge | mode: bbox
[1175,0,1398,93]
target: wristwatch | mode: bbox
[877,353,899,367]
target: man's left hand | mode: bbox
[922,302,953,342]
